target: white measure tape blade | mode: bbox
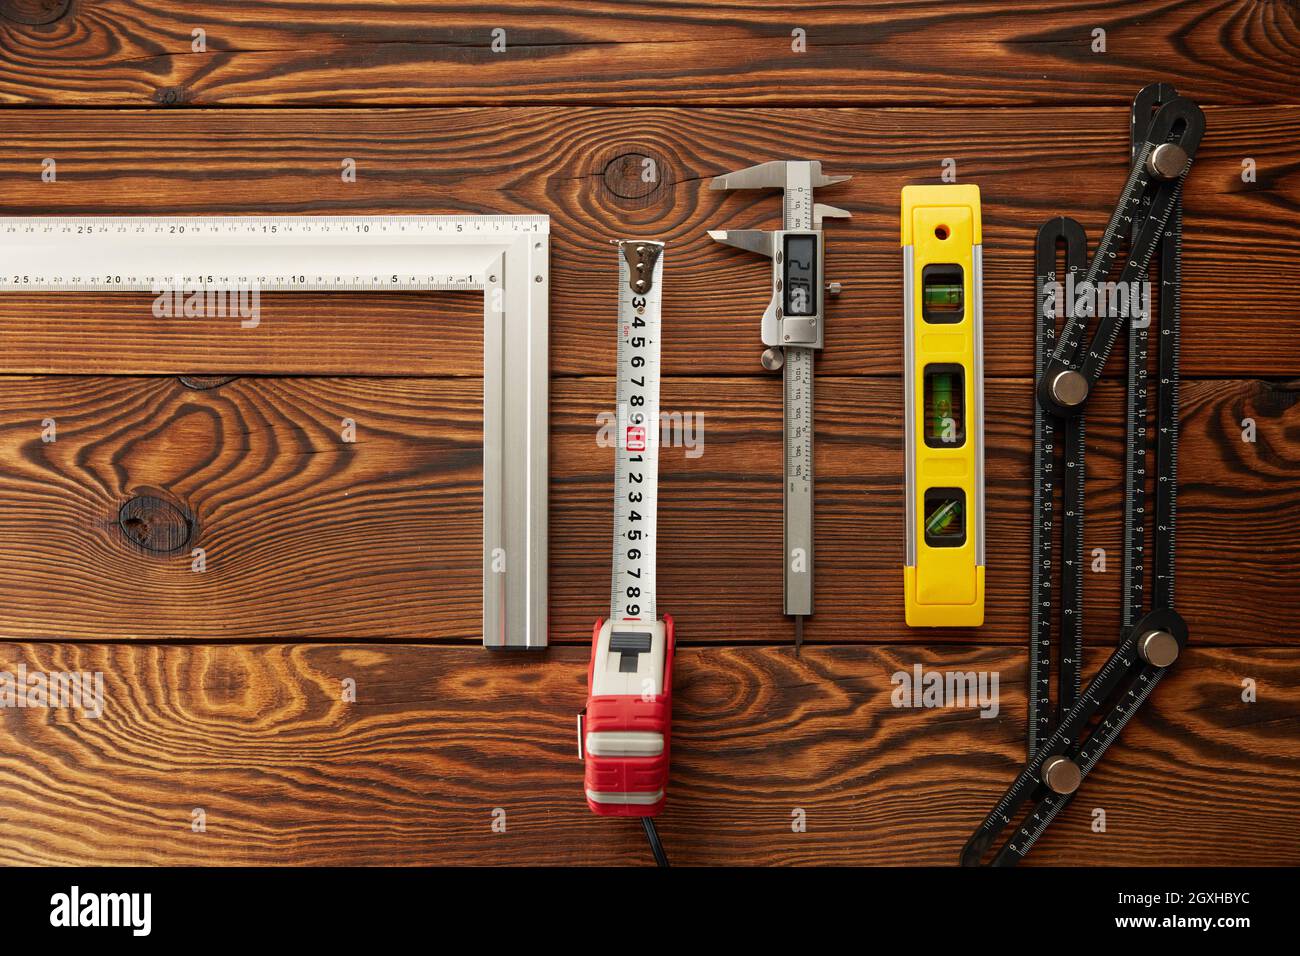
[610,240,664,625]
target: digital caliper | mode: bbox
[708,161,851,650]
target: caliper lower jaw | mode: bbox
[706,159,850,357]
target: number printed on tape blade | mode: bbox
[611,240,664,624]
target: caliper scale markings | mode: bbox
[707,160,850,650]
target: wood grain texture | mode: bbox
[0,1,1297,107]
[0,0,1295,870]
[0,374,1294,643]
[0,105,1297,377]
[0,375,483,639]
[0,641,1293,866]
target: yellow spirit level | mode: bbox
[902,184,985,627]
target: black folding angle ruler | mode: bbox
[962,84,1205,865]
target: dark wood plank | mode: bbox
[0,374,1293,643]
[1,1,1297,107]
[0,641,1293,866]
[0,294,486,378]
[0,105,1294,377]
[0,375,483,639]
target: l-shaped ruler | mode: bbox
[0,214,550,649]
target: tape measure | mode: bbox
[901,184,986,628]
[607,240,664,627]
[579,241,673,864]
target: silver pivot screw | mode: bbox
[1041,755,1082,795]
[1147,143,1189,181]
[1050,369,1090,407]
[1137,629,1180,667]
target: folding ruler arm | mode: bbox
[1037,97,1204,417]
[707,161,850,650]
[961,609,1187,866]
[1029,216,1089,753]
[963,85,1200,865]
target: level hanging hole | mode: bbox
[934,224,950,240]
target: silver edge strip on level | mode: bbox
[972,244,986,568]
[0,214,551,650]
[902,244,917,569]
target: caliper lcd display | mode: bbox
[783,233,818,317]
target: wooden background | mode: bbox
[0,0,1297,866]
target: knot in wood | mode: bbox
[0,0,72,26]
[118,494,194,554]
[602,150,667,203]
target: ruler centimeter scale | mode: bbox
[1029,216,1088,754]
[0,213,552,651]
[0,215,547,291]
[1130,82,1183,631]
[962,86,1201,865]
[708,161,850,649]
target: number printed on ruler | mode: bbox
[0,215,549,291]
[611,242,664,624]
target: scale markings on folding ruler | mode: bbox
[0,214,551,650]
[707,161,850,649]
[1037,96,1204,417]
[1029,216,1088,754]
[962,85,1201,866]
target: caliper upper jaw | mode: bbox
[814,203,851,229]
[708,160,852,356]
[708,160,851,194]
